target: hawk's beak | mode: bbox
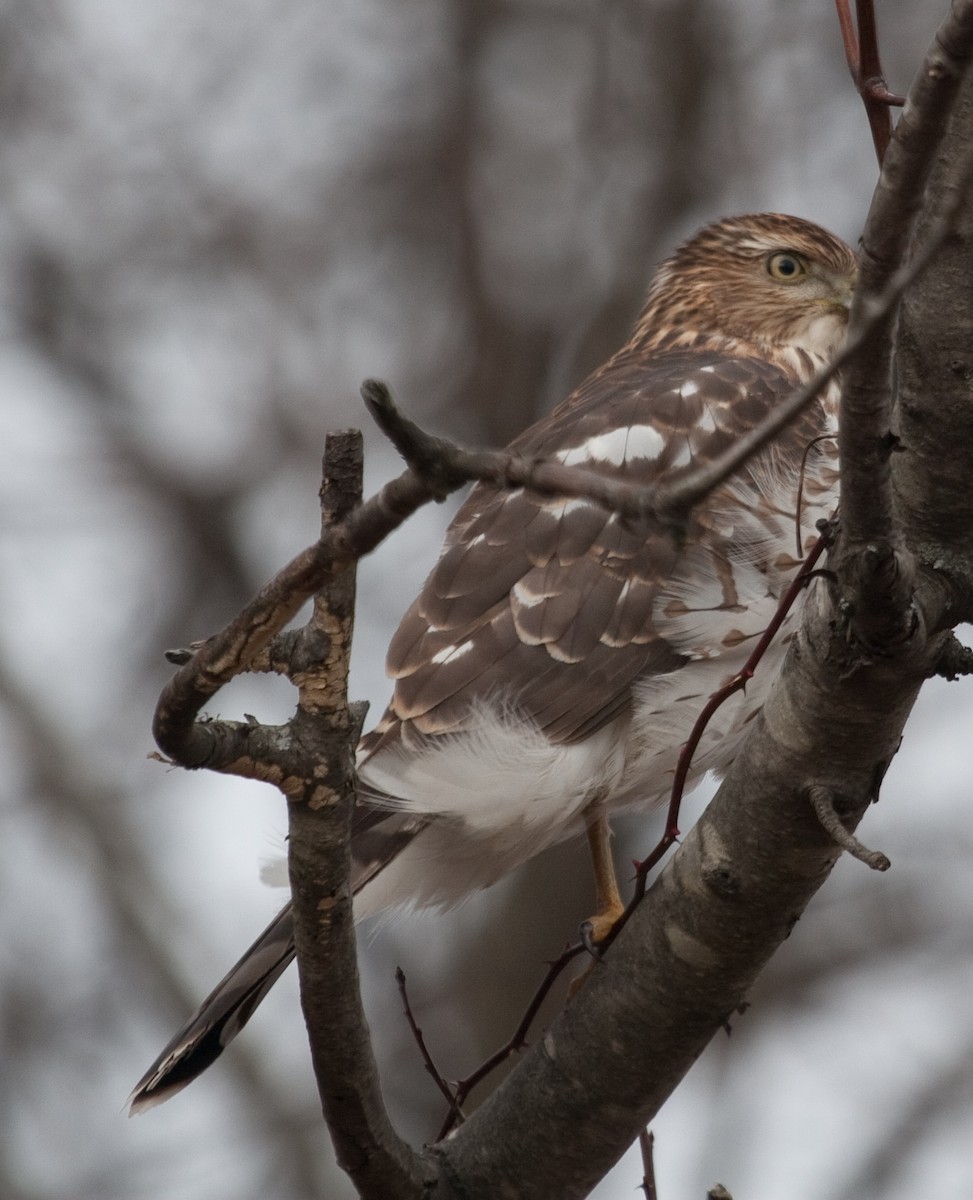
[836,268,858,311]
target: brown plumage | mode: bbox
[130,213,857,1112]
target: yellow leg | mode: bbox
[583,806,625,944]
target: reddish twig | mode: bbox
[660,530,831,853]
[795,435,838,557]
[395,968,459,1113]
[834,0,905,165]
[431,531,835,1130]
[434,941,586,1141]
[586,529,835,957]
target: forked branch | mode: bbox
[834,0,904,165]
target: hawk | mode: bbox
[130,213,857,1111]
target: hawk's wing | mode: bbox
[361,345,824,757]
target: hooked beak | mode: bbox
[836,267,858,311]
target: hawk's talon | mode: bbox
[570,904,624,996]
[579,920,605,961]
[580,898,627,951]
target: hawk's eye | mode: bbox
[767,252,807,282]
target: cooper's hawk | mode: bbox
[130,212,857,1111]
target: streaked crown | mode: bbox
[635,213,858,359]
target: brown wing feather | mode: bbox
[361,345,822,756]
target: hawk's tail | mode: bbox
[127,808,426,1114]
[127,902,297,1114]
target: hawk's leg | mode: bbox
[583,805,625,944]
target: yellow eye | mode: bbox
[767,252,807,282]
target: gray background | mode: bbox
[1,2,967,1198]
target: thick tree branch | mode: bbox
[839,0,973,552]
[836,1,973,650]
[896,21,973,591]
[285,434,432,1200]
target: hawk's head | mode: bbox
[637,213,858,359]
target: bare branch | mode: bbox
[149,434,432,1196]
[284,433,433,1200]
[395,968,458,1114]
[932,633,973,680]
[638,1129,658,1200]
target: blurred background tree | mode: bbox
[1,2,968,1198]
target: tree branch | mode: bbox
[284,433,432,1199]
[150,435,436,1196]
[827,0,973,662]
[895,16,973,587]
[838,0,973,643]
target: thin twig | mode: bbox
[587,530,832,956]
[395,968,459,1113]
[435,942,586,1140]
[807,785,891,871]
[638,1129,658,1200]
